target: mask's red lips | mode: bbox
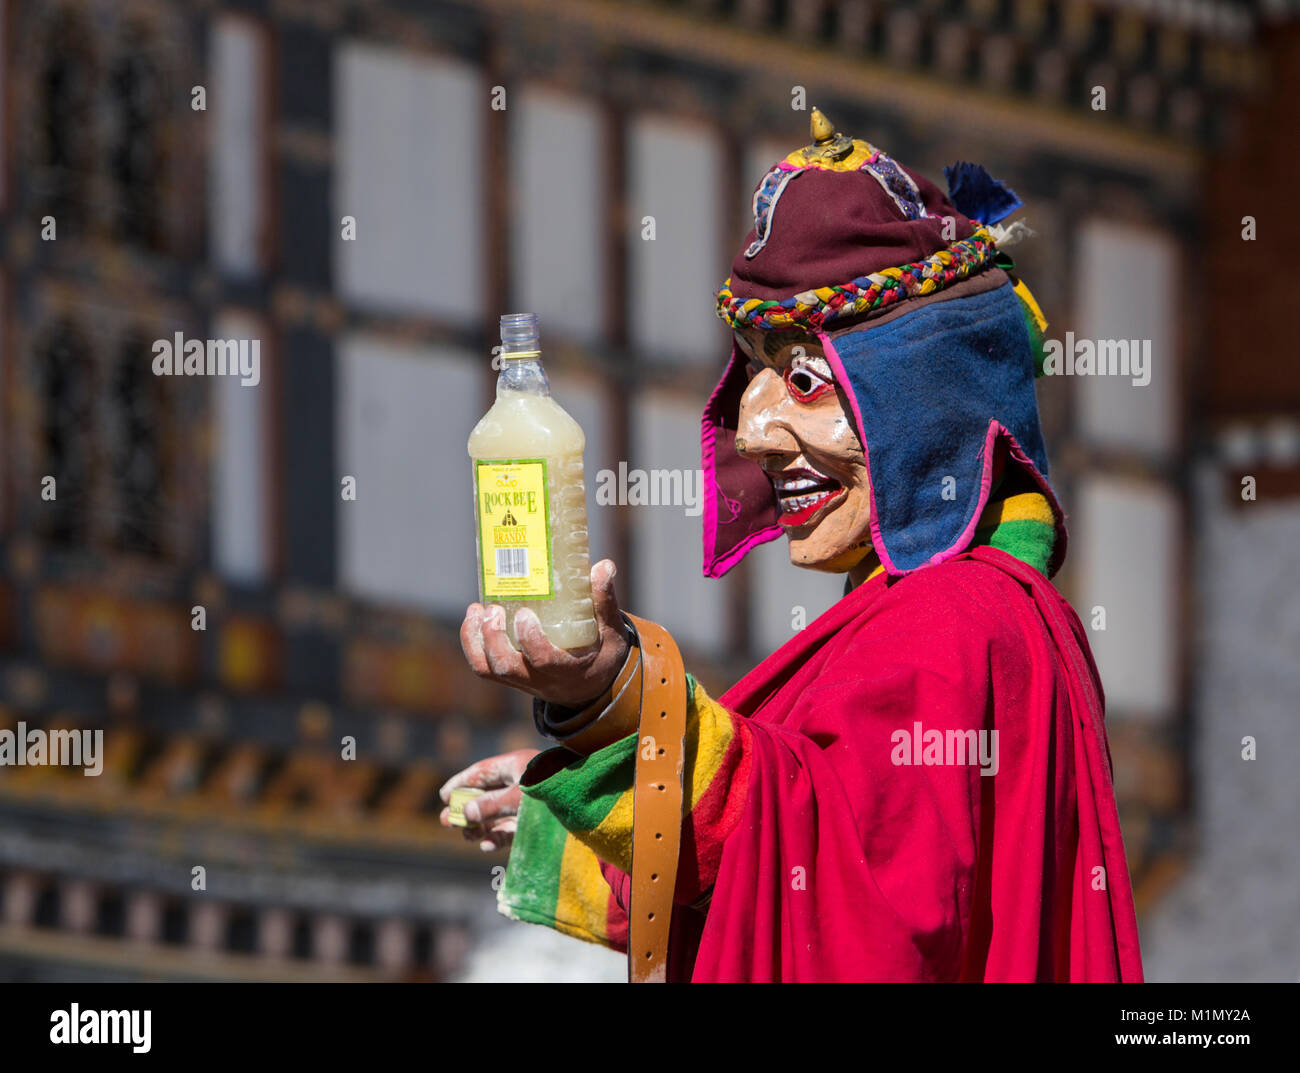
[767,466,846,528]
[778,486,847,527]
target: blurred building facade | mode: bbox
[0,0,1293,980]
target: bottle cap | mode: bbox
[447,786,487,827]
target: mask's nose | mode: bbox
[736,369,798,467]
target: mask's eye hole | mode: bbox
[783,361,834,403]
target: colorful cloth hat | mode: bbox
[702,109,1064,579]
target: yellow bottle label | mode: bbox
[474,458,552,599]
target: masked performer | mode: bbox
[446,111,1144,983]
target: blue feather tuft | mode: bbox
[943,162,1023,225]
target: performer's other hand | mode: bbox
[438,749,539,852]
[460,559,630,708]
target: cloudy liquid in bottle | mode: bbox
[467,314,599,650]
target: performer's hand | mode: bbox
[460,559,631,708]
[438,749,540,852]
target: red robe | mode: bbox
[601,545,1143,981]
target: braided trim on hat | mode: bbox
[715,225,998,331]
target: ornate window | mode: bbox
[106,326,166,555]
[105,18,172,252]
[29,310,191,561]
[27,3,182,252]
[36,316,95,547]
[31,5,98,235]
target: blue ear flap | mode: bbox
[943,162,1023,225]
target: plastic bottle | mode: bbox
[467,313,599,650]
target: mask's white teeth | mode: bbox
[777,477,820,492]
[781,489,836,512]
[774,469,838,493]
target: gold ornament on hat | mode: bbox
[785,107,879,171]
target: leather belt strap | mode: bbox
[623,612,687,983]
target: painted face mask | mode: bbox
[731,329,874,575]
[701,109,1065,579]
